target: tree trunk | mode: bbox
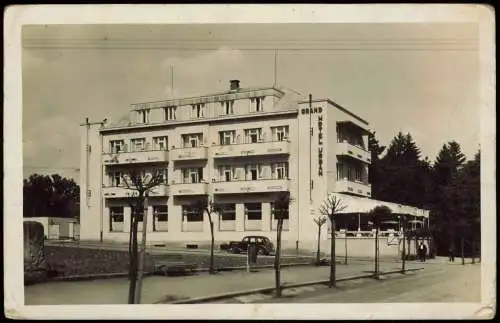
[135,195,149,304]
[461,236,465,265]
[344,233,348,265]
[316,225,321,265]
[128,217,139,304]
[374,226,379,277]
[401,228,406,273]
[329,218,336,288]
[471,239,475,264]
[275,219,283,297]
[209,215,215,274]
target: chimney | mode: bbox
[230,80,240,91]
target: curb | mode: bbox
[162,267,424,304]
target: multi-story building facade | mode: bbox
[80,80,428,254]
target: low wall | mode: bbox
[92,234,428,259]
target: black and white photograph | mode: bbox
[4,4,496,320]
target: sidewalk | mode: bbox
[25,260,425,305]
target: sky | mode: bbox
[22,23,480,183]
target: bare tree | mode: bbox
[400,214,408,274]
[273,191,291,297]
[319,194,346,288]
[370,205,392,279]
[313,216,327,265]
[192,197,221,274]
[122,168,165,304]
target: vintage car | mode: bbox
[220,235,275,256]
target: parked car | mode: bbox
[220,236,275,256]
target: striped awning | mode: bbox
[327,193,430,218]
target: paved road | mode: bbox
[251,263,481,303]
[25,259,423,305]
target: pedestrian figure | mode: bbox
[448,244,455,262]
[418,242,426,262]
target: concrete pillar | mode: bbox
[124,206,131,233]
[262,202,271,231]
[103,206,110,233]
[236,203,245,232]
[169,204,182,233]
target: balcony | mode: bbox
[212,140,290,159]
[102,149,169,166]
[171,182,208,196]
[103,184,169,199]
[335,179,372,197]
[336,141,371,164]
[212,178,290,194]
[170,146,208,161]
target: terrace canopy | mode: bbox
[326,193,430,234]
[330,193,430,218]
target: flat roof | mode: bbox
[298,98,369,126]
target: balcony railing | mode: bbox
[212,178,290,194]
[170,182,208,196]
[170,146,209,161]
[102,149,169,165]
[335,179,372,197]
[336,141,371,164]
[103,184,169,198]
[212,140,290,159]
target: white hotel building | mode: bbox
[80,80,429,256]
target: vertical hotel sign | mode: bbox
[318,114,324,176]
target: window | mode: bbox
[182,133,203,148]
[218,165,234,182]
[153,136,168,150]
[245,203,262,220]
[218,204,236,231]
[245,164,262,181]
[245,203,262,221]
[337,162,344,180]
[183,205,203,222]
[272,126,289,141]
[153,205,168,232]
[164,106,177,121]
[219,130,235,145]
[218,204,236,221]
[354,166,363,182]
[191,104,205,119]
[271,201,290,231]
[110,140,125,153]
[272,162,289,179]
[221,100,234,115]
[250,96,265,112]
[244,128,262,144]
[137,109,150,124]
[109,171,121,186]
[183,167,203,184]
[110,206,124,232]
[130,138,146,152]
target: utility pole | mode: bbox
[309,94,313,203]
[134,193,149,304]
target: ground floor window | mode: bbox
[109,206,124,232]
[153,205,168,232]
[270,202,290,231]
[182,205,203,232]
[218,204,236,231]
[244,203,262,231]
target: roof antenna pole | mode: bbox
[170,65,174,97]
[273,49,278,87]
